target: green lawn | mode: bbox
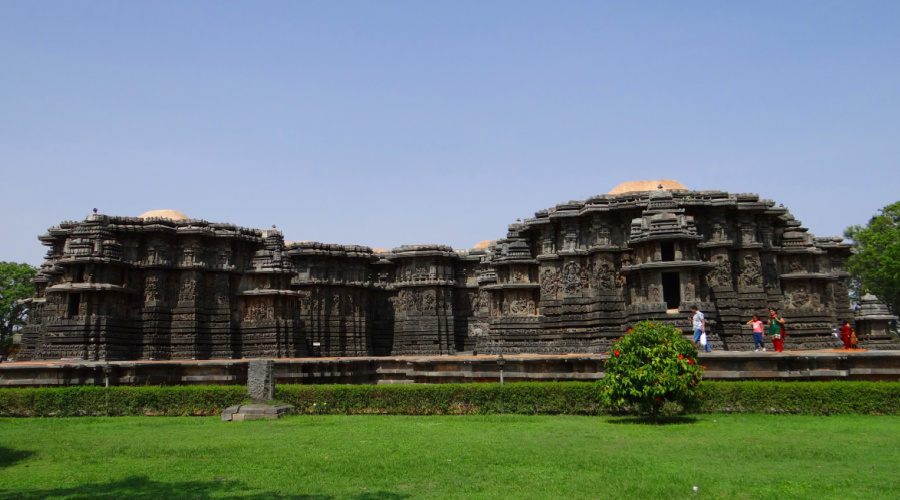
[1,414,898,499]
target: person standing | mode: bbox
[690,306,711,352]
[768,308,785,352]
[747,315,765,352]
[840,321,852,350]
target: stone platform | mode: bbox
[2,350,900,388]
[221,404,296,421]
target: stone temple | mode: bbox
[18,180,890,362]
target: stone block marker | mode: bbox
[222,359,295,421]
[247,359,275,403]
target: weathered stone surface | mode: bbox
[247,359,275,403]
[17,182,896,360]
[221,404,295,421]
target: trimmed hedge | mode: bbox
[0,385,246,417]
[0,381,898,417]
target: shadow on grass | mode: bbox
[0,476,411,500]
[0,447,34,469]
[606,415,700,426]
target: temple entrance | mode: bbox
[662,272,680,311]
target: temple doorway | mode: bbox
[662,272,680,311]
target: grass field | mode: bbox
[1,414,898,499]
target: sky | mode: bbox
[1,1,898,266]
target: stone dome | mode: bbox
[138,209,190,221]
[473,240,494,250]
[609,180,688,195]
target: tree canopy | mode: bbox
[845,201,900,316]
[0,261,37,361]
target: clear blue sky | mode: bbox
[2,1,898,266]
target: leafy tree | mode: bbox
[598,320,705,423]
[845,201,900,316]
[0,262,37,362]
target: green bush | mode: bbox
[598,320,704,421]
[1,381,899,417]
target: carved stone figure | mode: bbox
[562,261,583,294]
[738,255,763,289]
[478,290,491,314]
[790,286,810,309]
[540,267,560,298]
[423,290,436,311]
[593,261,617,290]
[178,276,197,302]
[144,276,160,303]
[706,256,732,288]
[683,282,695,302]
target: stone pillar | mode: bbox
[247,359,275,403]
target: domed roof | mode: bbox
[473,240,494,250]
[609,180,688,195]
[138,209,190,221]
[372,248,391,254]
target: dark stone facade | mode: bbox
[19,184,876,361]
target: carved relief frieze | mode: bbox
[243,298,273,322]
[833,281,851,309]
[330,292,341,315]
[788,284,810,309]
[592,260,617,291]
[683,282,695,302]
[298,290,311,311]
[423,289,436,311]
[178,275,197,302]
[762,257,780,292]
[144,275,161,303]
[478,289,491,316]
[706,255,733,288]
[540,266,560,299]
[562,261,583,294]
[738,255,763,289]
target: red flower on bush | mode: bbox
[702,366,707,369]
[678,355,684,360]
[688,359,695,364]
[654,397,661,401]
[614,350,620,356]
[627,329,632,333]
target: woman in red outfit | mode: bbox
[840,321,852,350]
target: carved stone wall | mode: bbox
[18,186,874,361]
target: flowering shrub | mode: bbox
[598,320,705,421]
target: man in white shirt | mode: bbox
[689,306,712,352]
